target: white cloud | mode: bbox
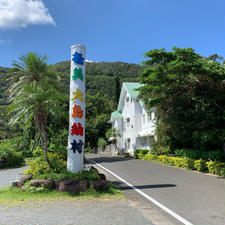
[0,0,55,29]
[85,59,97,63]
[0,38,11,44]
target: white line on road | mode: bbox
[89,159,194,225]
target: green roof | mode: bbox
[123,82,144,98]
[111,111,122,118]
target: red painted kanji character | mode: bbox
[71,123,84,136]
[72,104,83,118]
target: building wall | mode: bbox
[112,86,156,155]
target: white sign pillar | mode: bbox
[67,44,86,173]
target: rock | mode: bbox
[92,180,109,191]
[30,179,54,189]
[56,179,90,193]
[18,174,33,188]
[79,179,90,192]
[98,173,106,180]
[21,186,28,191]
[11,181,19,187]
[43,179,55,189]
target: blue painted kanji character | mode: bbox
[72,52,85,65]
[70,139,84,154]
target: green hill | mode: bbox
[0,61,143,105]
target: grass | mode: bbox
[0,183,123,207]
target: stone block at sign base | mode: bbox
[56,179,90,193]
[29,179,54,189]
[18,174,33,188]
[92,180,109,191]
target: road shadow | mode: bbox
[112,180,176,190]
[85,154,134,164]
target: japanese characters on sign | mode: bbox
[67,44,86,173]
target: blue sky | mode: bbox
[0,0,224,67]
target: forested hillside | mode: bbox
[0,61,143,105]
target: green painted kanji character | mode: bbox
[72,68,83,81]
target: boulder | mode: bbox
[56,179,90,193]
[21,186,28,191]
[30,179,54,189]
[18,174,33,188]
[11,181,19,187]
[79,179,90,192]
[92,180,109,191]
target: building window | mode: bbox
[126,117,130,128]
[147,112,152,121]
[126,97,129,103]
[143,114,146,123]
[127,138,131,149]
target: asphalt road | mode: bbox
[0,166,27,189]
[87,153,225,225]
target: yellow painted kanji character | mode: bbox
[72,104,83,118]
[71,88,84,102]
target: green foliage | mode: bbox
[194,159,207,172]
[141,153,225,176]
[0,140,24,168]
[144,154,157,160]
[134,149,149,158]
[175,149,225,161]
[138,47,225,156]
[206,161,225,176]
[48,129,68,160]
[97,138,107,149]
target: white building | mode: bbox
[109,82,156,155]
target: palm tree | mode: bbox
[8,52,57,99]
[9,83,66,167]
[8,52,66,167]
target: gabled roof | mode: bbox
[117,82,144,112]
[123,82,144,98]
[111,111,122,118]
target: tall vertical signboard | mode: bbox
[67,44,86,173]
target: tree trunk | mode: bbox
[31,132,38,152]
[34,108,51,168]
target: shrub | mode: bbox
[25,147,67,176]
[48,129,68,160]
[206,161,225,175]
[157,155,168,164]
[0,140,24,168]
[144,154,157,160]
[194,159,207,172]
[167,157,175,166]
[181,158,195,169]
[97,138,107,150]
[124,152,130,157]
[134,149,149,158]
[175,149,225,162]
[174,149,201,159]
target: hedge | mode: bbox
[142,154,225,176]
[134,149,149,159]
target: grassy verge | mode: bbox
[0,183,123,207]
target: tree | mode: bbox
[8,52,57,99]
[8,52,66,167]
[114,76,121,106]
[138,47,225,154]
[85,93,114,148]
[9,83,66,166]
[106,128,121,153]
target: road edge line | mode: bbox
[89,159,194,225]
